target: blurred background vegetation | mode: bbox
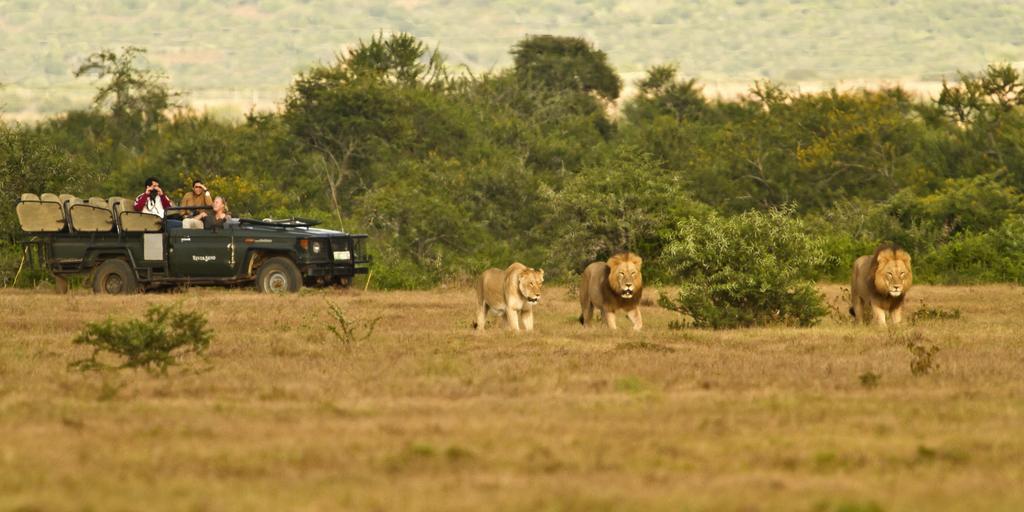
[2,0,1024,118]
[2,8,1024,292]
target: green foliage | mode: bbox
[624,64,708,123]
[511,35,622,101]
[902,174,1022,235]
[919,215,1024,284]
[0,124,92,239]
[73,46,178,144]
[69,303,212,375]
[545,147,710,279]
[324,300,380,344]
[358,156,498,281]
[659,207,830,329]
[4,33,1024,290]
[938,64,1024,124]
[344,32,448,88]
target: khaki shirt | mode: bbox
[180,191,213,216]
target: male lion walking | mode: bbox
[850,244,913,326]
[579,252,644,331]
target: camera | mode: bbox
[149,188,159,200]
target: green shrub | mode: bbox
[920,215,1024,284]
[324,299,380,345]
[69,303,212,375]
[658,207,830,329]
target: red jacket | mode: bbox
[134,192,172,212]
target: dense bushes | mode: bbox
[658,208,830,329]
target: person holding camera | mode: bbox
[180,179,213,229]
[133,177,182,229]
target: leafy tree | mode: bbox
[344,31,448,88]
[511,35,622,101]
[921,215,1024,284]
[357,156,495,284]
[938,64,1024,124]
[73,46,179,144]
[284,33,461,225]
[544,147,710,280]
[623,64,708,123]
[910,173,1023,235]
[0,125,90,240]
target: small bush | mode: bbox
[325,299,380,344]
[890,330,940,376]
[859,371,881,389]
[614,341,675,353]
[911,300,961,324]
[69,303,212,375]
[659,207,830,328]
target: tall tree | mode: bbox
[73,46,178,145]
[623,64,707,123]
[284,33,451,226]
[511,35,622,101]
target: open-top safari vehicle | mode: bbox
[15,193,370,294]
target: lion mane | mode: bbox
[474,262,544,332]
[850,243,913,326]
[578,252,644,330]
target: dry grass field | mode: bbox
[0,284,1022,511]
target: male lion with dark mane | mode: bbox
[579,252,644,330]
[850,244,913,326]
[474,262,544,333]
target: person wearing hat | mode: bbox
[181,179,213,229]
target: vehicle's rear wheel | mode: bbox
[92,259,138,295]
[255,257,302,293]
[337,276,352,288]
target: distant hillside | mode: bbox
[2,0,1023,118]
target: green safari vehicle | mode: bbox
[15,193,370,294]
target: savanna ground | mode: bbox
[0,283,1022,511]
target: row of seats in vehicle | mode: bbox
[16,193,163,233]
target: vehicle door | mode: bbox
[167,228,236,278]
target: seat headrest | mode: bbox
[88,197,108,208]
[21,193,40,201]
[59,194,77,204]
[40,193,60,202]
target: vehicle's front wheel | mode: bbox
[92,259,138,295]
[255,257,302,293]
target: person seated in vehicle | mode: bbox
[180,179,213,229]
[133,177,182,229]
[203,196,232,230]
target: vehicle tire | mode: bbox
[337,276,352,288]
[92,259,138,295]
[255,257,302,293]
[53,274,69,294]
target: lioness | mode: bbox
[474,262,544,332]
[850,244,913,326]
[579,252,644,330]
